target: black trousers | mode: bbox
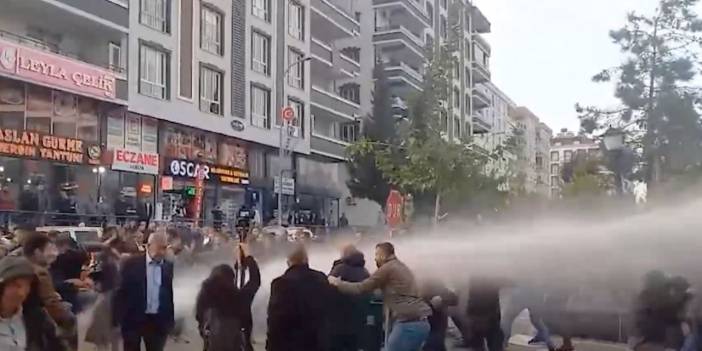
[466,316,504,351]
[123,315,169,351]
[328,333,360,351]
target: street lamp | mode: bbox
[278,56,311,227]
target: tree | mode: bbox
[561,154,611,197]
[346,61,395,207]
[577,0,702,184]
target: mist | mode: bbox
[171,194,702,341]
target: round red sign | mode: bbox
[281,106,295,122]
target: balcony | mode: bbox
[385,61,423,91]
[0,30,127,103]
[373,0,430,29]
[310,38,359,80]
[472,61,490,84]
[311,133,349,160]
[472,88,490,110]
[474,34,492,55]
[374,28,426,68]
[472,113,492,134]
[468,5,491,34]
[311,86,360,120]
[311,0,360,42]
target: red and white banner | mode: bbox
[0,38,117,100]
[111,148,159,175]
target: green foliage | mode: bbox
[577,0,702,180]
[561,155,611,197]
[345,60,396,207]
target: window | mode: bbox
[252,31,270,75]
[252,0,270,21]
[108,43,122,72]
[201,6,223,55]
[453,88,460,109]
[551,151,559,162]
[440,110,448,133]
[287,98,304,136]
[441,0,447,10]
[551,176,560,187]
[551,164,559,175]
[139,44,169,99]
[341,122,358,143]
[140,0,169,33]
[426,3,434,26]
[454,117,461,138]
[440,16,447,39]
[287,48,304,89]
[251,85,271,128]
[199,66,223,115]
[564,150,573,163]
[288,1,304,40]
[453,61,460,80]
[340,84,360,104]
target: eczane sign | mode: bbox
[111,148,159,175]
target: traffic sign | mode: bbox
[386,189,403,228]
[281,106,295,122]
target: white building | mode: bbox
[549,128,600,198]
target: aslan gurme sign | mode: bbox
[0,38,117,100]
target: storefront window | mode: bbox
[218,141,247,169]
[26,86,52,134]
[0,79,26,131]
[53,91,78,138]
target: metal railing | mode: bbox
[0,29,127,74]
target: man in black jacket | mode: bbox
[266,245,331,351]
[114,232,174,351]
[328,245,370,351]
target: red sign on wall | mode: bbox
[386,189,403,228]
[192,167,206,226]
[0,38,117,100]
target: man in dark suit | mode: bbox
[114,231,174,351]
[266,245,332,351]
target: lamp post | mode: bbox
[92,166,106,203]
[278,56,311,227]
[602,127,626,195]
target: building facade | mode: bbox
[0,0,131,222]
[549,128,600,198]
[509,106,552,197]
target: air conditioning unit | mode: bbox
[287,125,300,138]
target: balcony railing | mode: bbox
[385,61,423,82]
[375,25,424,48]
[0,29,126,74]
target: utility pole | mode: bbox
[278,56,311,227]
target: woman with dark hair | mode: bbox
[195,244,260,351]
[0,256,65,351]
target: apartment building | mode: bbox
[368,0,492,139]
[549,128,600,198]
[0,0,132,216]
[510,106,552,197]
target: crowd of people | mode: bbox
[0,220,701,351]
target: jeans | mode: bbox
[501,287,554,349]
[386,319,430,351]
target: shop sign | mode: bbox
[111,148,159,175]
[274,177,295,195]
[0,38,117,100]
[160,176,173,191]
[0,128,100,165]
[140,184,152,194]
[124,114,142,151]
[164,158,250,185]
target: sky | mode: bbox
[476,0,666,133]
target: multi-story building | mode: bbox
[368,0,492,139]
[509,106,552,197]
[549,128,600,198]
[0,0,131,218]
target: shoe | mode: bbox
[528,337,546,345]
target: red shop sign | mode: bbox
[0,38,117,100]
[111,148,159,175]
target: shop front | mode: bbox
[103,111,159,224]
[158,123,250,226]
[0,37,123,227]
[294,156,343,228]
